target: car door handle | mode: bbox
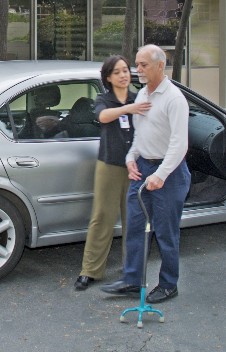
[7,157,39,168]
[16,160,38,167]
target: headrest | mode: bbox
[34,85,61,108]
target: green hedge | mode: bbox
[93,18,179,60]
[103,0,126,6]
[38,13,85,59]
[102,7,126,15]
[93,21,124,59]
[144,19,179,46]
[9,13,29,23]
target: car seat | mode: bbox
[66,97,100,138]
[19,85,61,139]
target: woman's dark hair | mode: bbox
[101,55,131,91]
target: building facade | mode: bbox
[3,0,224,106]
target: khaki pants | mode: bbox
[80,160,129,279]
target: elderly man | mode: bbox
[101,44,191,303]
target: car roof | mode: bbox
[0,60,103,93]
[0,60,102,78]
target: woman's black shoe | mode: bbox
[74,275,94,290]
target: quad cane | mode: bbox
[120,181,164,328]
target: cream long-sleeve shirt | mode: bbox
[126,76,189,181]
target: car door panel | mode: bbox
[0,79,102,234]
[2,139,99,233]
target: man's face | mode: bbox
[135,50,161,86]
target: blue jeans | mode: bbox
[123,156,191,288]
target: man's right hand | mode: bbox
[127,161,142,181]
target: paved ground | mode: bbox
[0,223,226,352]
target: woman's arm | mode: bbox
[99,102,152,123]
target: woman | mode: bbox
[74,55,151,290]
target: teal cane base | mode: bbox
[120,287,164,328]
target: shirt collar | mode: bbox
[144,75,169,97]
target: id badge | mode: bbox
[119,115,130,129]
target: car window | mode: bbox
[0,81,101,140]
[130,78,143,94]
[188,100,212,116]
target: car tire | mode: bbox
[0,195,25,279]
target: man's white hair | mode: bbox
[138,44,166,69]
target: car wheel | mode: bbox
[0,196,25,279]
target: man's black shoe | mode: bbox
[74,276,94,290]
[100,280,140,297]
[146,285,178,303]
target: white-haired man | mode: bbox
[101,44,191,303]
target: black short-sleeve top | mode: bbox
[95,90,136,167]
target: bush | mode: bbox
[93,18,179,61]
[103,0,126,6]
[102,0,126,15]
[93,21,125,59]
[9,13,29,23]
[102,7,126,15]
[144,19,179,46]
[38,12,85,59]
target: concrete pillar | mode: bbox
[137,0,144,46]
[30,0,37,59]
[219,0,226,108]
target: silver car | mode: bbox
[0,60,226,279]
